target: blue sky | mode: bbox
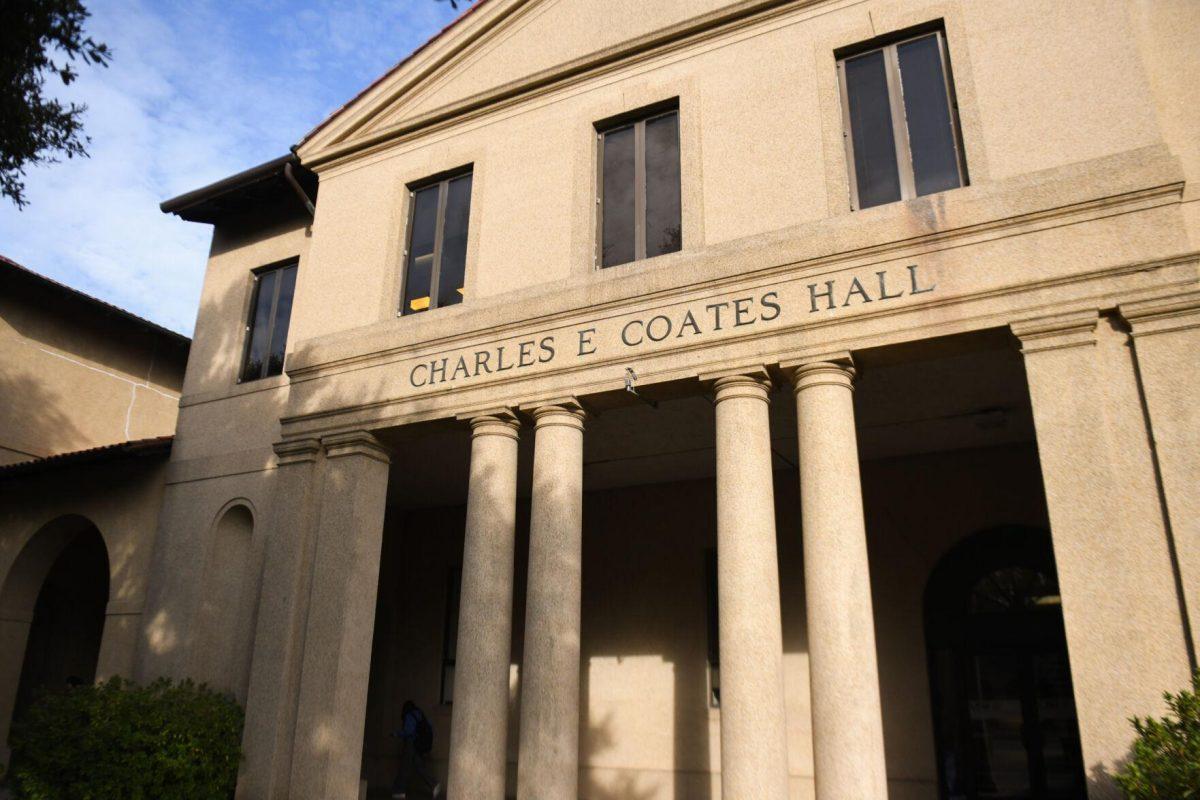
[0,0,465,335]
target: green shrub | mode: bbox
[4,677,243,800]
[1116,670,1200,799]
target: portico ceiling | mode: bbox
[382,328,1034,509]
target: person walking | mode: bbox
[391,700,442,799]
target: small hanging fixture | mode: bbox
[624,367,658,409]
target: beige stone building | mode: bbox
[0,255,187,465]
[0,255,187,761]
[4,1,1200,798]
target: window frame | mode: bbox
[837,27,968,211]
[400,166,473,316]
[594,99,681,268]
[238,258,298,384]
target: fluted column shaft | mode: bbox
[449,413,521,800]
[791,358,888,800]
[516,403,586,800]
[713,372,791,800]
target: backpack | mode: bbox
[414,712,434,755]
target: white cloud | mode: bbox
[0,0,461,334]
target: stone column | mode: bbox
[288,431,392,800]
[1012,311,1192,796]
[787,355,888,800]
[516,401,585,800]
[1119,292,1200,654]
[238,438,323,800]
[449,411,521,800]
[710,370,791,800]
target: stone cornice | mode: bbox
[321,431,392,464]
[1119,291,1200,337]
[272,438,322,466]
[1010,309,1101,354]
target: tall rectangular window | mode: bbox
[598,103,681,268]
[240,260,297,382]
[402,169,473,315]
[838,27,966,210]
[440,567,461,705]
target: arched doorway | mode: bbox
[0,516,109,757]
[925,527,1085,800]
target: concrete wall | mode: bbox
[361,442,1048,800]
[0,269,186,465]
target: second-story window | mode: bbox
[838,27,967,210]
[597,102,681,268]
[240,260,297,382]
[402,169,473,315]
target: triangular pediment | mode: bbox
[298,0,737,164]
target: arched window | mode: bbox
[925,527,1085,800]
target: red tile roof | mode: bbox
[0,254,190,347]
[0,436,174,478]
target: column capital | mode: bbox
[321,430,392,464]
[273,437,322,466]
[781,352,856,395]
[520,397,587,430]
[463,409,521,440]
[1010,309,1100,354]
[700,364,771,403]
[1118,291,1200,338]
[465,412,518,438]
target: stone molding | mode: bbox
[782,352,857,394]
[1119,291,1200,338]
[466,410,521,441]
[321,431,392,464]
[1010,309,1101,354]
[709,370,772,404]
[524,399,587,430]
[272,438,322,466]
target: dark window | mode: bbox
[705,548,720,708]
[838,28,966,210]
[240,260,298,382]
[440,567,461,705]
[598,104,681,268]
[402,170,473,315]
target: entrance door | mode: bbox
[925,527,1086,800]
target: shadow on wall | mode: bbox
[0,368,90,461]
[576,481,716,800]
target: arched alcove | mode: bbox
[924,526,1086,800]
[0,516,110,759]
[193,503,258,702]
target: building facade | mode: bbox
[0,256,187,762]
[5,1,1200,799]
